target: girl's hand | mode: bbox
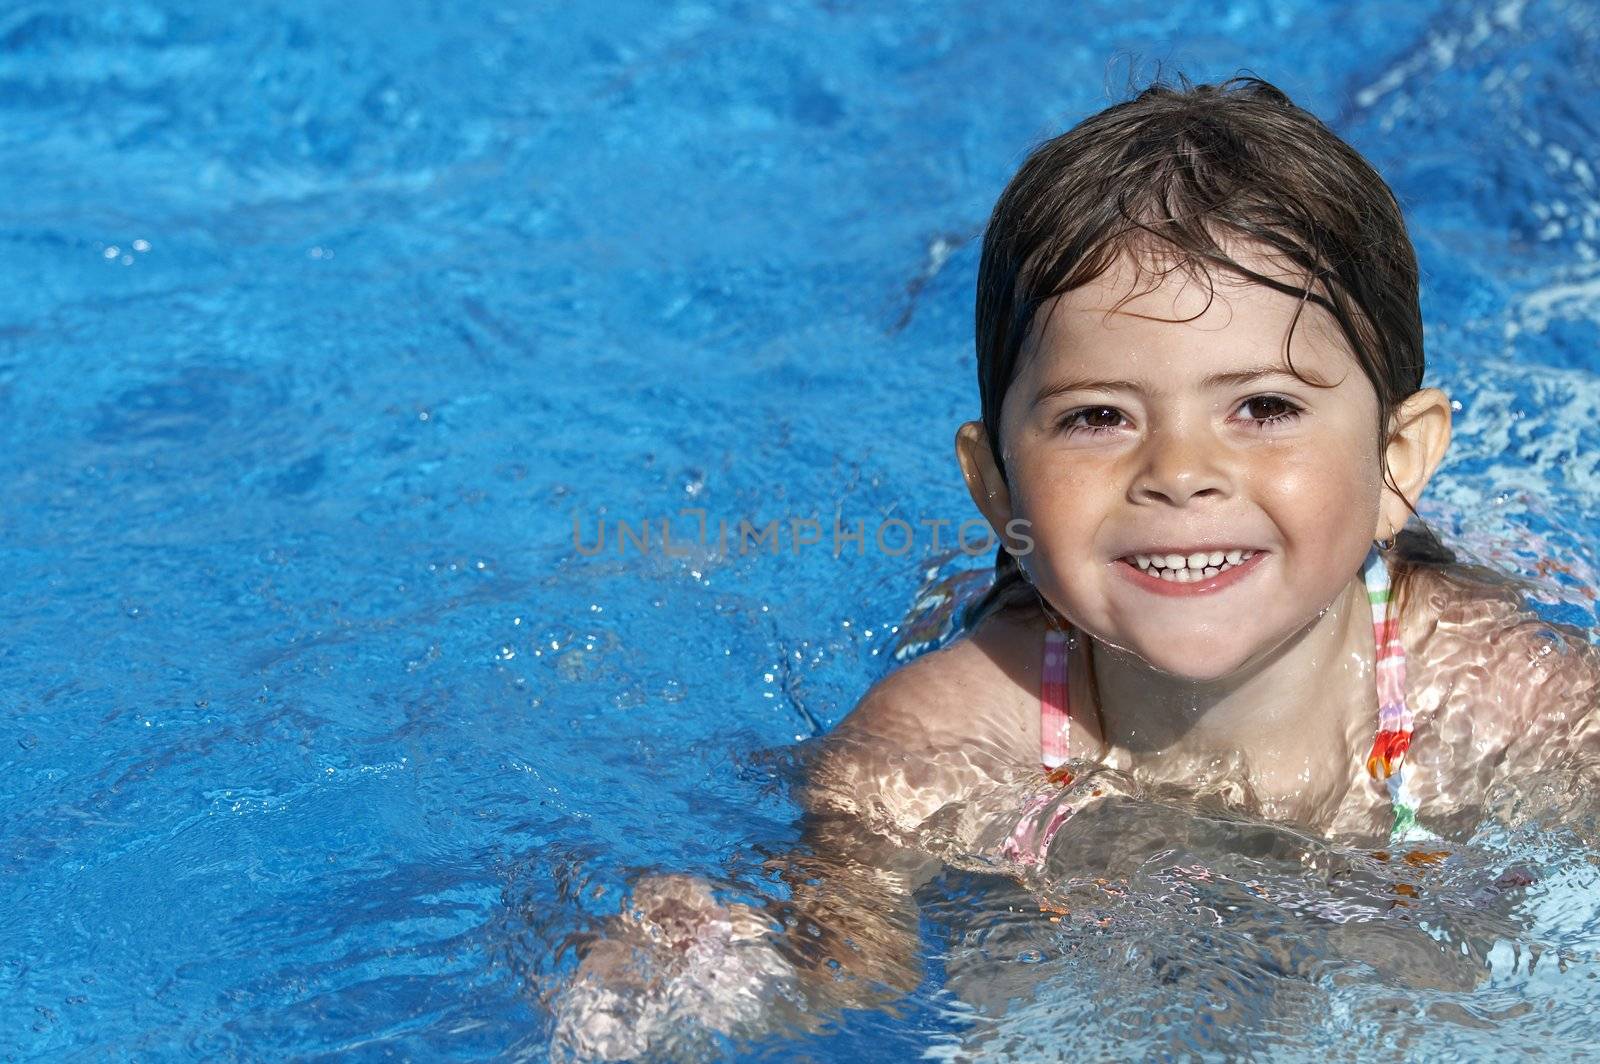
[549,874,796,1061]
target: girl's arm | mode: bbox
[1495,607,1600,769]
[1409,566,1600,817]
[774,726,942,1004]
[551,689,955,1058]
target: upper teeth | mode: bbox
[1130,549,1254,582]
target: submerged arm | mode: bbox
[1410,566,1600,822]
[770,734,940,1010]
[551,727,948,1057]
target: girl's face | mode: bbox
[992,250,1387,681]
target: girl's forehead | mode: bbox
[1021,248,1353,375]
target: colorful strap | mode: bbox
[1003,628,1074,865]
[1040,628,1072,769]
[1361,546,1430,840]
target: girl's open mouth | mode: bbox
[1115,548,1265,596]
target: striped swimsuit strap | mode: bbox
[1362,544,1425,839]
[1025,545,1423,844]
[1039,625,1073,771]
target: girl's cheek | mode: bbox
[1249,446,1380,527]
[1254,464,1344,512]
[1012,452,1110,508]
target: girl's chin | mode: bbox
[1113,636,1263,682]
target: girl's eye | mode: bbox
[1058,406,1127,435]
[1236,395,1303,426]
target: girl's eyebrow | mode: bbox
[1031,366,1305,407]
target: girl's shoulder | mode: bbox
[804,605,1048,836]
[1400,560,1600,778]
[842,603,1046,745]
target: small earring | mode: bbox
[1375,534,1395,551]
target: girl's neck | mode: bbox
[1067,574,1377,807]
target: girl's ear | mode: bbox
[1378,387,1453,539]
[955,421,1016,543]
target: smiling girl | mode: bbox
[555,75,1600,1059]
[816,75,1600,855]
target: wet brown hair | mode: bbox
[962,73,1452,633]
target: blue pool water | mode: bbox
[5,0,1600,1059]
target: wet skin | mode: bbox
[817,562,1600,845]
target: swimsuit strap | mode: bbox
[1040,628,1072,769]
[1361,545,1425,837]
[1004,626,1076,863]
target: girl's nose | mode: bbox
[1128,427,1231,506]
